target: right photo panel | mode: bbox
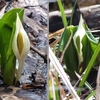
[49,0,100,100]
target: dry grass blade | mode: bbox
[74,72,83,88]
[58,81,66,99]
[60,33,73,63]
[50,38,60,47]
[49,28,64,40]
[49,47,80,100]
[49,70,66,99]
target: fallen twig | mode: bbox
[30,44,47,63]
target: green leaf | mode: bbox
[0,8,24,85]
[82,35,93,71]
[85,90,96,100]
[78,42,100,94]
[84,23,98,52]
[70,0,78,25]
[62,26,79,80]
[82,23,99,67]
[0,8,24,28]
[57,0,67,27]
[0,24,16,85]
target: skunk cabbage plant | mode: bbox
[0,8,24,85]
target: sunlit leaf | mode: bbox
[62,26,79,80]
[0,8,24,85]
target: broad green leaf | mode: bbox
[82,33,99,71]
[0,8,24,85]
[0,24,16,85]
[64,68,78,81]
[82,35,93,71]
[62,26,79,80]
[0,8,24,28]
[0,8,24,54]
[78,42,100,94]
[84,23,98,52]
[82,23,99,69]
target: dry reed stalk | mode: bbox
[49,47,80,100]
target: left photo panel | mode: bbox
[0,0,48,100]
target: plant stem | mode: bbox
[15,59,24,85]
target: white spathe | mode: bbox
[12,13,30,83]
[73,15,86,65]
